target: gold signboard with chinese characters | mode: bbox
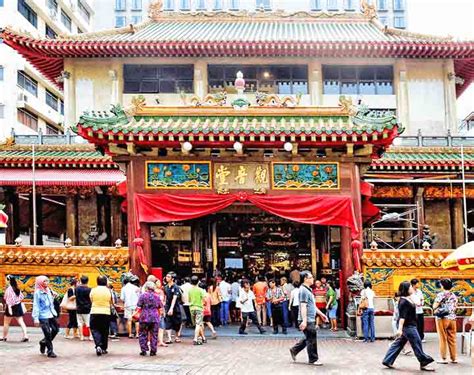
[214,163,270,194]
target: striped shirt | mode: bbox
[5,286,24,307]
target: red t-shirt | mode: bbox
[313,287,327,309]
[203,295,211,316]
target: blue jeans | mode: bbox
[383,325,434,367]
[362,308,375,341]
[281,300,290,327]
[266,301,272,320]
[220,301,230,325]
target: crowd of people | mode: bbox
[0,271,465,369]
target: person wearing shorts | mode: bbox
[325,281,338,332]
[121,275,140,338]
[188,276,207,345]
[75,276,92,341]
[164,272,183,343]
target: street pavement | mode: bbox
[0,327,471,374]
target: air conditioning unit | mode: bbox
[17,93,28,102]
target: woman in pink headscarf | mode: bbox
[32,276,59,358]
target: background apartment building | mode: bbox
[0,0,94,138]
[93,0,407,31]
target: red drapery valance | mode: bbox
[134,192,359,239]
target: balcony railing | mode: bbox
[11,129,85,145]
[395,130,474,147]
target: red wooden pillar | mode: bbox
[340,226,353,327]
[126,159,138,275]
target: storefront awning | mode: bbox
[0,168,125,186]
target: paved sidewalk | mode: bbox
[0,328,471,374]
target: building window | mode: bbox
[164,0,175,10]
[18,0,37,28]
[208,65,308,94]
[46,90,59,111]
[47,0,58,12]
[132,0,142,10]
[322,65,393,95]
[393,0,404,10]
[377,0,388,10]
[214,0,223,10]
[115,16,127,27]
[0,105,4,119]
[344,0,355,10]
[0,66,3,81]
[115,0,126,10]
[123,65,194,94]
[60,100,64,115]
[196,0,206,10]
[312,0,322,10]
[394,16,406,28]
[61,10,72,31]
[256,0,270,10]
[17,71,38,97]
[45,24,57,39]
[78,1,91,23]
[0,0,4,7]
[229,0,240,10]
[18,108,38,131]
[46,124,60,134]
[327,0,338,10]
[131,15,142,24]
[180,0,190,10]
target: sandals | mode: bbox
[174,338,181,343]
[158,342,169,347]
[193,340,203,346]
[164,340,173,345]
[21,338,29,342]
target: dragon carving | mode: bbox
[190,91,227,107]
[255,92,301,107]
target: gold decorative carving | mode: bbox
[360,0,377,19]
[372,185,413,199]
[255,92,301,108]
[125,95,147,115]
[0,245,129,267]
[361,249,450,268]
[424,186,474,200]
[15,185,95,197]
[338,95,358,116]
[190,92,227,107]
[148,0,163,21]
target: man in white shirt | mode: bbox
[120,276,140,338]
[411,278,425,342]
[180,277,193,327]
[219,276,231,326]
[237,280,265,335]
[360,280,376,342]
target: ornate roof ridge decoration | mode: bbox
[361,249,451,268]
[0,245,129,267]
[74,101,401,157]
[0,143,99,152]
[384,146,474,154]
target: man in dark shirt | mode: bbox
[75,275,92,341]
[164,272,182,344]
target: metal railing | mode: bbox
[395,130,474,147]
[11,129,86,145]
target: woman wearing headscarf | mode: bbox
[2,275,29,342]
[137,281,163,356]
[32,275,59,358]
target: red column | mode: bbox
[340,226,354,327]
[126,160,138,275]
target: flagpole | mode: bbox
[32,143,37,246]
[461,145,468,243]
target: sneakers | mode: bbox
[420,364,435,371]
[139,351,147,356]
[436,359,448,364]
[239,331,248,335]
[96,347,103,356]
[311,361,323,366]
[382,362,395,369]
[39,342,46,354]
[47,352,57,358]
[289,349,296,362]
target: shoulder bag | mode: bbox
[434,293,451,318]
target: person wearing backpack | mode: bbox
[433,278,458,364]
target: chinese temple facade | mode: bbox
[2,2,474,305]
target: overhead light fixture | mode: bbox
[283,142,293,152]
[181,141,193,154]
[263,71,270,79]
[233,141,244,155]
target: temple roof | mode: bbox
[74,102,401,156]
[2,8,473,95]
[0,143,115,169]
[371,147,474,171]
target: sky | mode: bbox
[407,0,474,120]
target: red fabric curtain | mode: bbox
[134,193,359,238]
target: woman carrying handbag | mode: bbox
[2,275,29,342]
[61,278,78,339]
